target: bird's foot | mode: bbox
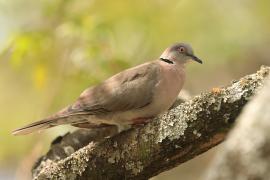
[131,117,153,127]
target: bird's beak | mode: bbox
[188,54,203,64]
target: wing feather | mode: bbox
[64,61,160,116]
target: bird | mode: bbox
[12,43,202,135]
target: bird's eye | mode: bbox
[179,47,185,53]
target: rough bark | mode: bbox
[205,72,270,180]
[32,66,270,180]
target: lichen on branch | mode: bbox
[205,73,270,180]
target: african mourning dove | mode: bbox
[12,43,202,135]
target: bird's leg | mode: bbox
[131,117,154,127]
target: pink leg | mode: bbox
[131,117,153,126]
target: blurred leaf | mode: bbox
[32,65,47,89]
[10,35,31,68]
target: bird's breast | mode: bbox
[152,63,185,112]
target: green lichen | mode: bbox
[64,146,75,156]
[125,161,143,175]
[35,143,95,180]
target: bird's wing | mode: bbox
[61,61,160,116]
[11,61,160,135]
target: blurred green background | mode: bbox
[0,0,269,179]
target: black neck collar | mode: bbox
[159,58,174,64]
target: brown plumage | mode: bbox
[12,43,202,135]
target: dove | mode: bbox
[12,43,202,135]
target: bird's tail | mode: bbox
[12,116,70,136]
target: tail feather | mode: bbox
[12,116,69,136]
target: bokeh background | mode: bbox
[0,0,269,179]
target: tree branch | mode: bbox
[32,66,270,180]
[205,72,270,180]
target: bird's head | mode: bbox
[160,43,203,64]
